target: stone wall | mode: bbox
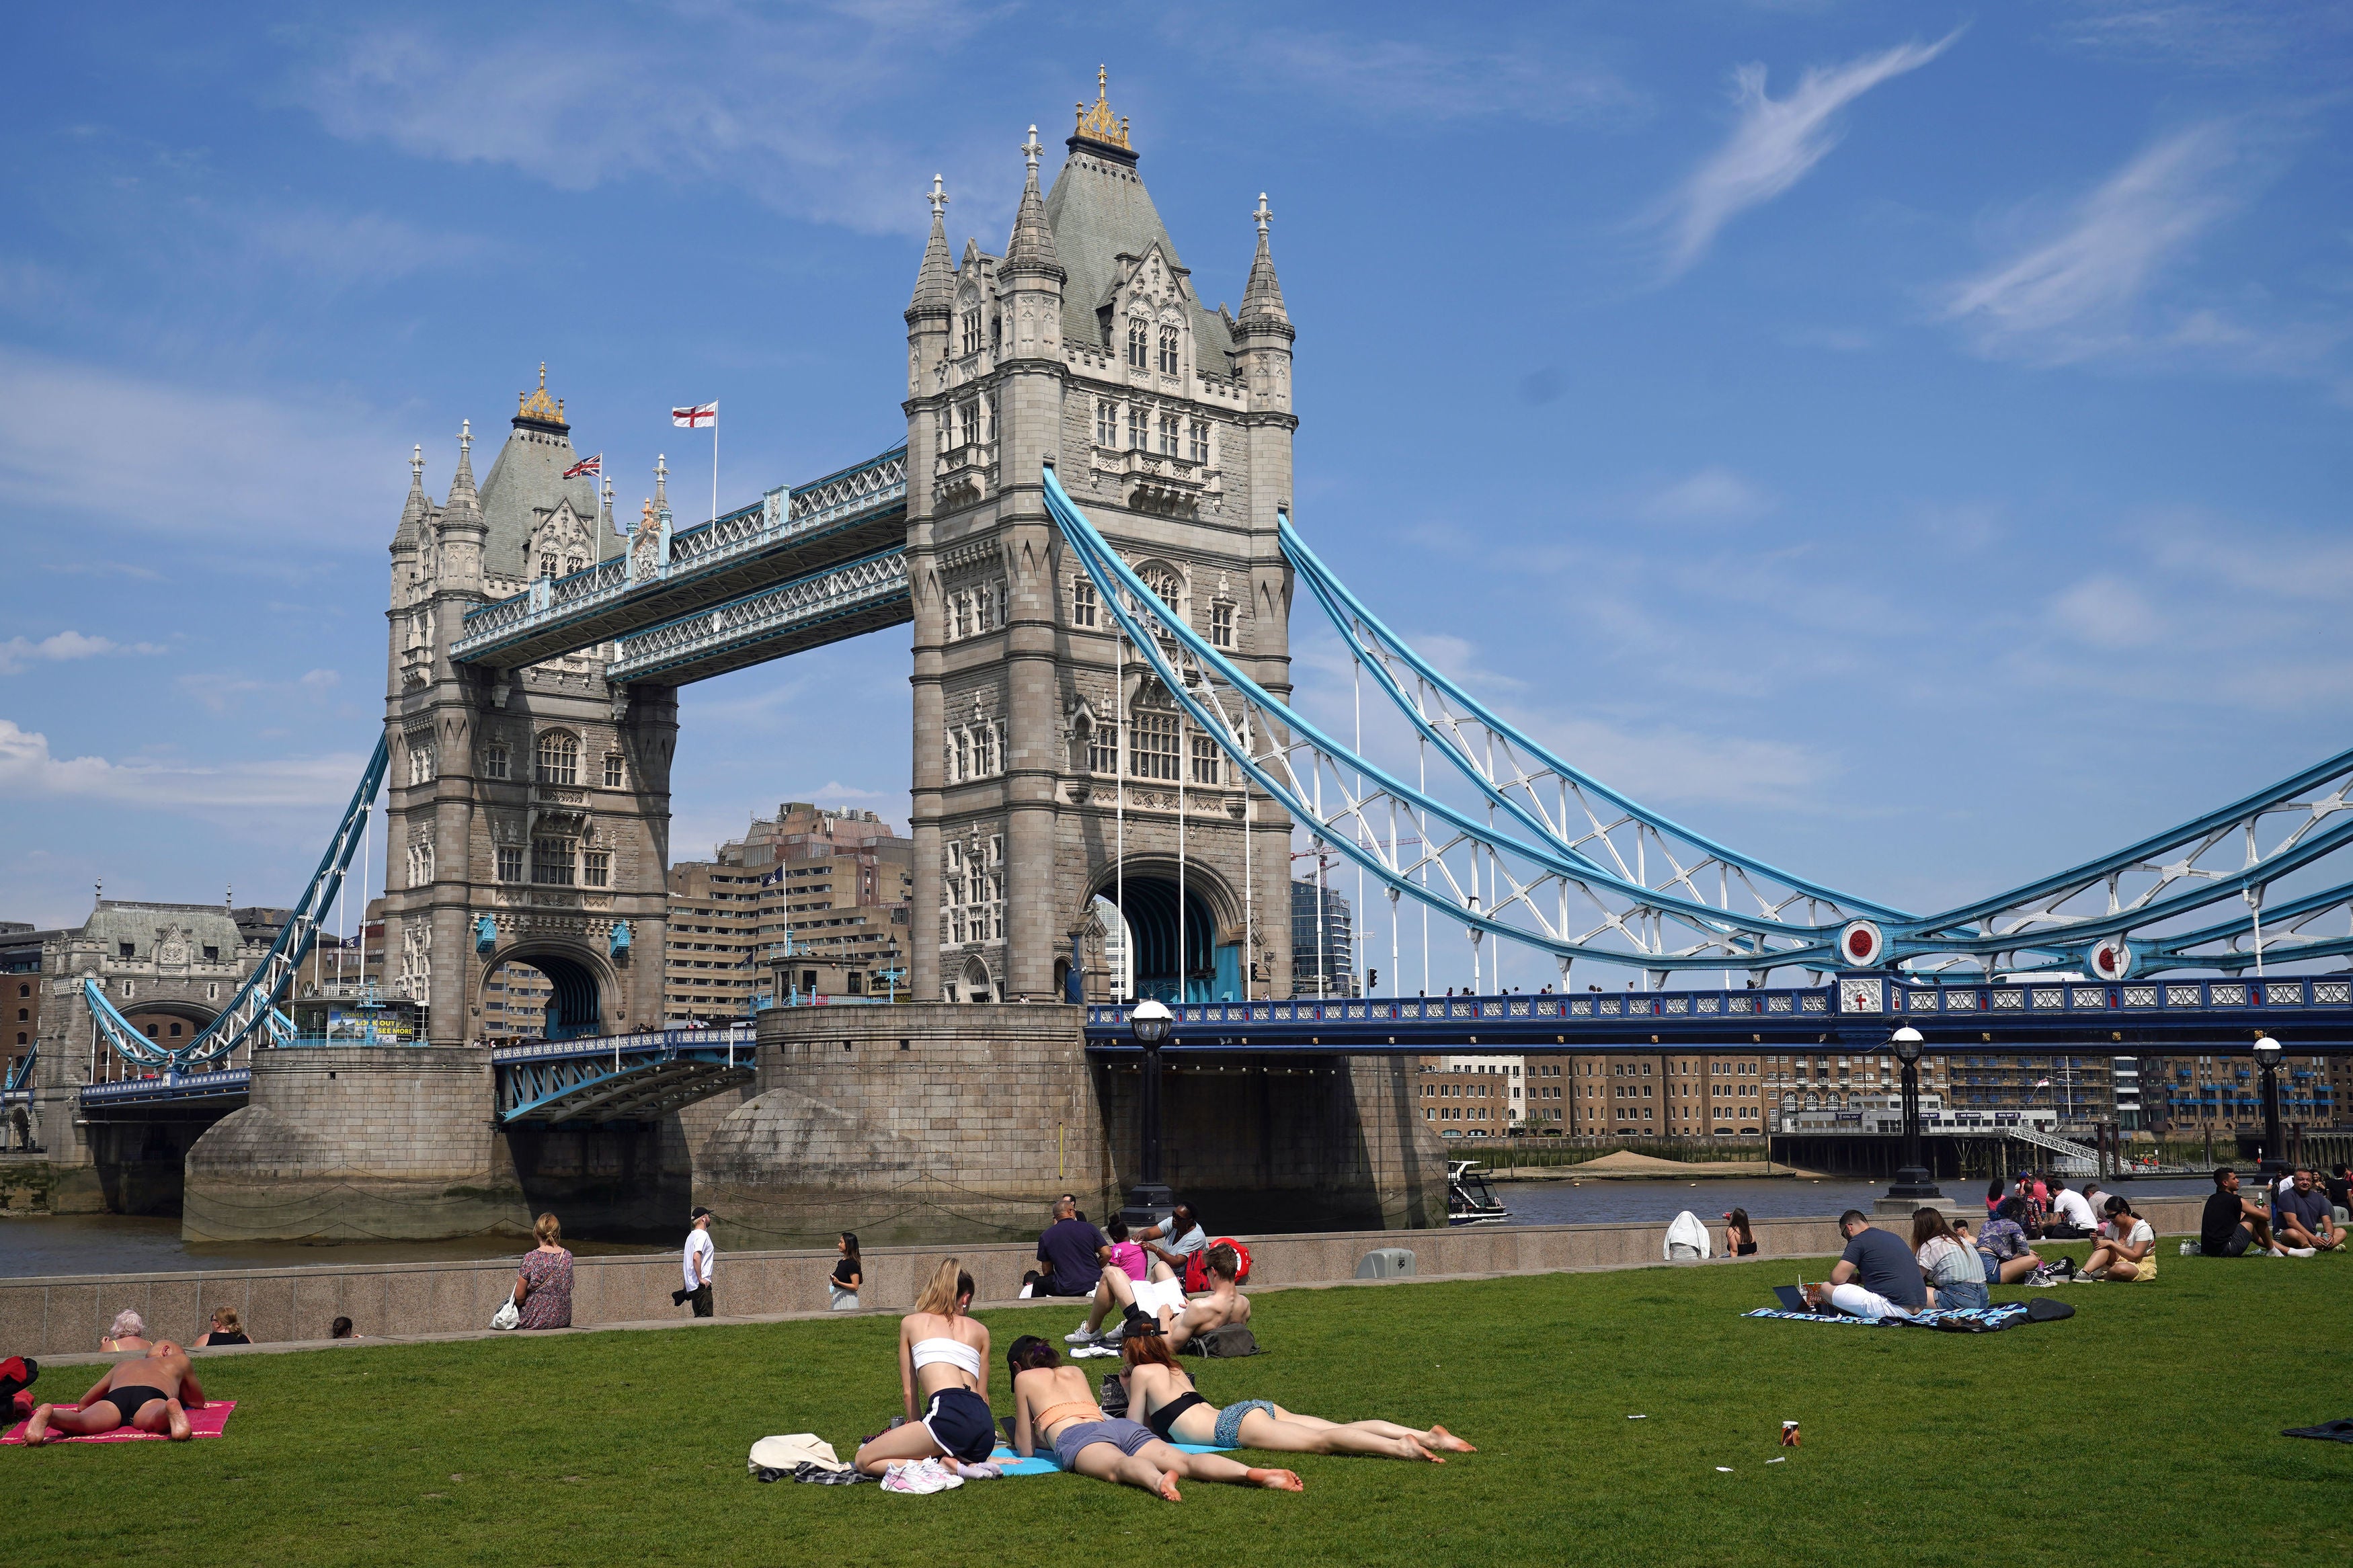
[182,1045,528,1242]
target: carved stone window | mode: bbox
[1087,718,1118,774]
[1125,404,1142,449]
[1131,710,1179,781]
[1127,319,1148,368]
[536,732,579,786]
[1159,413,1179,456]
[485,744,510,780]
[1072,575,1098,628]
[407,737,436,786]
[1158,325,1179,375]
[1095,400,1116,446]
[961,308,982,357]
[602,752,624,789]
[532,837,575,885]
[497,845,524,882]
[1190,734,1221,786]
[583,850,610,888]
[1211,602,1234,649]
[1189,420,1209,464]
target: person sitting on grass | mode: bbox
[2083,1196,2157,1281]
[23,1341,206,1444]
[1802,1212,1926,1321]
[1005,1335,1302,1501]
[851,1259,995,1482]
[1976,1198,2043,1285]
[1913,1208,1987,1311]
[1071,1243,1252,1351]
[2046,1178,2098,1240]
[2198,1167,2284,1257]
[99,1310,151,1354]
[1117,1323,1472,1461]
[2272,1167,2345,1254]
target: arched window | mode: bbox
[1140,565,1181,606]
[1095,401,1116,446]
[1127,319,1148,368]
[1158,413,1179,456]
[1071,575,1098,628]
[1157,324,1179,374]
[535,731,579,786]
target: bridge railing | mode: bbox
[606,547,908,683]
[79,1068,252,1107]
[489,1022,756,1064]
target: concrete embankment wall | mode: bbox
[0,1196,2207,1361]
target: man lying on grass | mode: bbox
[23,1342,206,1444]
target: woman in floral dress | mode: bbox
[513,1212,574,1329]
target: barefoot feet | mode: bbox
[23,1404,53,1445]
[1156,1469,1185,1503]
[167,1400,192,1441]
[1423,1424,1478,1453]
[1248,1467,1306,1491]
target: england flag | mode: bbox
[671,402,717,428]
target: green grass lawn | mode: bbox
[14,1244,2352,1567]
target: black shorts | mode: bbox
[2213,1225,2253,1257]
[922,1387,996,1463]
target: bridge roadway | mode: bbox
[446,446,910,680]
[1081,973,2353,1057]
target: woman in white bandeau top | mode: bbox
[852,1259,996,1477]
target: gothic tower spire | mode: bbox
[1005,126,1060,272]
[908,174,955,316]
[393,442,429,551]
[1240,194,1287,325]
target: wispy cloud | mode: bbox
[0,718,362,812]
[2048,575,2161,649]
[1647,31,1960,278]
[0,630,167,677]
[1642,466,1774,524]
[243,208,498,286]
[2052,1,2352,72]
[1242,30,1643,126]
[1943,123,2247,362]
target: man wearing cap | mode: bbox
[675,1206,717,1316]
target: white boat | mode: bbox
[1447,1160,1511,1226]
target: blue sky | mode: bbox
[3,2,2350,989]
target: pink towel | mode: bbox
[3,1399,237,1444]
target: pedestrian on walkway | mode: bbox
[675,1206,716,1317]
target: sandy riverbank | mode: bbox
[1484,1150,1834,1182]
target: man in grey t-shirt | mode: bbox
[1806,1211,1927,1320]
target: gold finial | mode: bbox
[1073,64,1131,151]
[518,361,563,423]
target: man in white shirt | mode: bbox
[674,1206,716,1317]
[2047,1179,2099,1239]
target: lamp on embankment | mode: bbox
[1882,1025,1946,1204]
[2254,1034,2284,1174]
[1121,998,1176,1227]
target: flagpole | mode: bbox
[711,412,719,526]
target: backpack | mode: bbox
[1181,1324,1261,1358]
[1181,1237,1254,1294]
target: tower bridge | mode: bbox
[20,73,2353,1241]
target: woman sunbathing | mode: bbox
[852,1258,995,1478]
[1006,1335,1302,1501]
[1118,1326,1472,1460]
[24,1342,205,1444]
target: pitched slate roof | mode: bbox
[477,412,609,581]
[1042,144,1235,372]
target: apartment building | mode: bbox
[1414,1057,1511,1137]
[2147,1052,2335,1134]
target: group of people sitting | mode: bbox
[854,1247,1472,1499]
[1023,1197,1251,1355]
[1803,1190,2163,1320]
[2199,1165,2346,1257]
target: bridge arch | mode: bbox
[477,938,616,1041]
[122,998,222,1050]
[1088,858,1243,1004]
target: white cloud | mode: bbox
[0,630,166,675]
[1942,124,2243,361]
[0,718,362,812]
[2049,575,2161,648]
[0,346,405,546]
[1648,31,1960,278]
[1243,30,1642,126]
[1642,466,1773,524]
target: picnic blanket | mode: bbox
[986,1441,1231,1477]
[1743,1303,2064,1332]
[3,1400,237,1444]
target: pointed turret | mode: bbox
[1005,127,1060,274]
[446,419,479,515]
[1239,193,1288,327]
[653,452,668,513]
[392,444,429,552]
[435,419,487,593]
[908,174,955,317]
[600,474,616,539]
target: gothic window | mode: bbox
[602,752,624,789]
[1072,575,1098,628]
[536,733,580,786]
[407,739,436,786]
[984,394,997,444]
[1158,413,1179,456]
[953,593,972,641]
[1140,565,1181,615]
[407,840,435,886]
[1190,735,1220,786]
[974,723,997,776]
[497,845,524,882]
[1088,719,1119,774]
[532,837,575,885]
[954,730,970,782]
[976,585,995,635]
[540,556,558,579]
[565,556,582,576]
[1158,325,1179,375]
[485,745,510,780]
[1131,710,1179,780]
[1189,420,1209,464]
[1126,404,1142,449]
[583,850,610,888]
[956,401,977,450]
[1210,602,1235,649]
[1127,319,1148,368]
[1095,401,1116,446]
[961,308,982,356]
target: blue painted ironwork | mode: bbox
[604,546,910,686]
[85,735,390,1071]
[492,1024,756,1124]
[77,1067,251,1116]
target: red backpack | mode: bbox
[1181,1237,1252,1293]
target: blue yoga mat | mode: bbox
[988,1442,1232,1477]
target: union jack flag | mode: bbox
[563,453,602,479]
[671,402,717,428]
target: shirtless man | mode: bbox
[1074,1243,1252,1351]
[24,1341,206,1444]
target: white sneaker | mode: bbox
[882,1462,949,1495]
[2288,1246,2317,1257]
[912,1458,964,1490]
[1064,1324,1099,1344]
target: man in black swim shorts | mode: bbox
[24,1342,207,1444]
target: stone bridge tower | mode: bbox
[383,372,676,1044]
[905,79,1298,1005]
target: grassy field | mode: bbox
[13,1243,2350,1567]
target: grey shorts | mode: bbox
[1053,1416,1158,1471]
[1213,1399,1276,1448]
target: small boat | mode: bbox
[1447,1160,1511,1226]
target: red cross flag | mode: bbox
[671,402,717,428]
[562,453,602,479]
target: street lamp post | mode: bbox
[1121,999,1176,1226]
[880,940,903,1005]
[1882,1025,1944,1204]
[2254,1034,2284,1175]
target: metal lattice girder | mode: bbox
[449,446,908,670]
[86,735,388,1072]
[1047,467,1852,975]
[492,1029,755,1124]
[77,1067,252,1118]
[1282,516,1905,936]
[604,547,910,686]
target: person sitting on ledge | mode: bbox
[1022,1197,1108,1301]
[1976,1198,2044,1286]
[330,1317,357,1340]
[1135,1200,1208,1280]
[193,1307,249,1348]
[1118,1323,1470,1460]
[2272,1167,2345,1254]
[24,1342,206,1444]
[1802,1212,1927,1321]
[1070,1243,1252,1351]
[2198,1167,2283,1257]
[1006,1335,1301,1501]
[99,1310,151,1354]
[851,1259,995,1480]
[2082,1196,2157,1281]
[1723,1208,1759,1257]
